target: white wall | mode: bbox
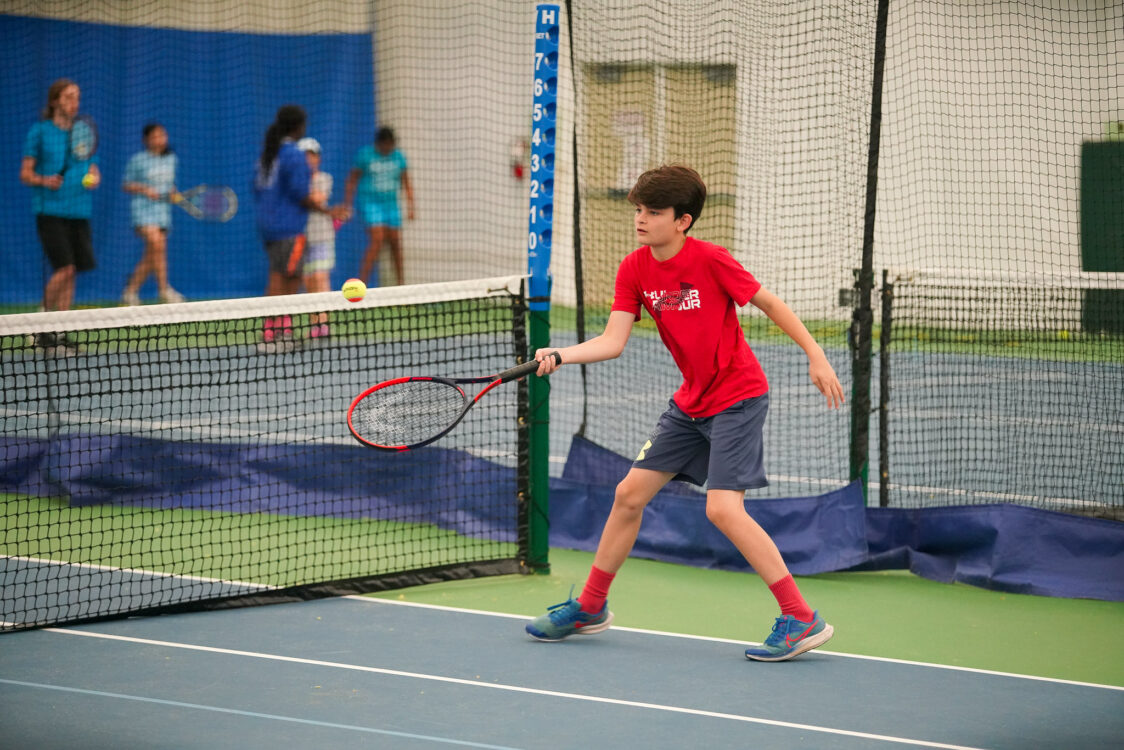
[566,0,1121,323]
[569,1,874,317]
[876,1,1124,278]
[372,0,574,295]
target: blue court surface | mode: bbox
[1,597,1120,749]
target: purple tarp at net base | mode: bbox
[0,434,519,542]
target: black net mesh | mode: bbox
[566,1,873,500]
[566,1,1122,517]
[871,4,1124,515]
[1,277,530,631]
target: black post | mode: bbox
[879,269,892,507]
[565,0,589,437]
[849,0,890,501]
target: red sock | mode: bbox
[577,565,615,614]
[768,575,814,622]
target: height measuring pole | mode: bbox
[525,4,559,572]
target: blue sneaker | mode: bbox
[526,596,613,642]
[745,611,833,661]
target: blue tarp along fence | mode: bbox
[553,437,1124,602]
[4,432,1121,601]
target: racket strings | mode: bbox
[352,380,466,447]
[71,120,96,159]
[181,187,238,220]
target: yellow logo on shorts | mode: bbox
[635,440,652,461]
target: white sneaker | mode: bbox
[121,290,141,306]
[160,287,186,303]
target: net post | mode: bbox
[849,267,872,500]
[849,0,890,503]
[524,3,560,574]
[878,269,892,508]
[564,0,589,438]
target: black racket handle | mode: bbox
[498,351,562,382]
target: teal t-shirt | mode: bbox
[22,120,98,219]
[353,146,407,205]
[125,150,177,228]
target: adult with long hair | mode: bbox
[19,79,100,337]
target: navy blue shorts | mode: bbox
[632,394,769,490]
[36,215,95,272]
[264,237,301,279]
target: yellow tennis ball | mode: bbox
[81,173,96,189]
[342,278,367,303]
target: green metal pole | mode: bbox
[526,309,551,572]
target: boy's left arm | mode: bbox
[750,288,845,409]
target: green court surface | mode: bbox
[2,495,510,589]
[371,547,1124,688]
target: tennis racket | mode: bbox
[59,114,98,176]
[170,185,238,221]
[347,352,561,452]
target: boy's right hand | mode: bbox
[534,349,563,376]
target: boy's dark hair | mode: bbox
[627,165,706,230]
[375,126,396,144]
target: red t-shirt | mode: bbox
[611,236,768,417]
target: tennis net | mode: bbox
[0,276,533,632]
[877,269,1124,517]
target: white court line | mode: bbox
[42,627,981,749]
[0,679,522,750]
[1,555,276,589]
[347,598,1124,693]
[2,556,277,630]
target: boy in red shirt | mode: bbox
[526,165,845,661]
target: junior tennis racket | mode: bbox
[170,185,238,221]
[59,114,98,176]
[347,352,561,452]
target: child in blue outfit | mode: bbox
[344,126,415,286]
[121,122,184,305]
